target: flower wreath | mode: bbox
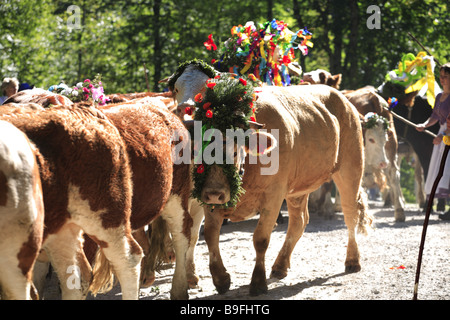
[191,74,257,208]
[48,74,110,106]
[168,58,218,91]
[362,112,389,131]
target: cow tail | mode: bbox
[143,216,173,277]
[89,249,116,296]
[357,187,373,235]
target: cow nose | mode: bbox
[203,191,227,204]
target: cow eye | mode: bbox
[369,138,375,144]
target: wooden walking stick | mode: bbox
[413,142,449,300]
[382,106,437,138]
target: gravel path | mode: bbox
[43,200,449,301]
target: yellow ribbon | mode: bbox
[443,135,450,146]
[240,52,254,75]
[404,51,436,107]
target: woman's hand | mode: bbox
[416,123,426,132]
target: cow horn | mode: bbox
[248,120,265,129]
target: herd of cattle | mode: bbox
[0,61,436,300]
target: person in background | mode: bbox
[0,77,19,105]
[416,62,450,219]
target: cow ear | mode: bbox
[319,72,327,84]
[331,74,342,89]
[245,131,278,156]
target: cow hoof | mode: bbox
[249,281,268,296]
[345,263,361,273]
[187,275,199,289]
[170,290,189,300]
[213,273,231,294]
[270,269,287,279]
[394,209,405,222]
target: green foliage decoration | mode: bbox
[191,73,257,208]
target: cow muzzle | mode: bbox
[201,189,230,205]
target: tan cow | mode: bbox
[0,120,44,300]
[168,63,372,296]
[342,88,406,222]
[0,103,143,299]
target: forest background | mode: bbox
[1,0,449,93]
[0,0,449,202]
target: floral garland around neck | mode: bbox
[190,74,258,209]
[48,74,110,106]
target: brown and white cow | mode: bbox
[342,88,406,222]
[167,63,372,296]
[5,91,197,299]
[0,103,143,300]
[96,99,195,299]
[0,120,44,300]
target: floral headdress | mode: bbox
[362,112,389,131]
[191,74,257,208]
[205,19,313,87]
[168,58,218,91]
[49,74,110,106]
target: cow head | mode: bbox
[177,73,277,209]
[302,69,342,89]
[161,59,218,118]
[362,112,389,169]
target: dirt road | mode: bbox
[43,200,449,301]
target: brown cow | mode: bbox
[96,99,194,299]
[6,91,197,299]
[4,88,73,108]
[302,69,342,89]
[0,120,44,300]
[168,63,372,296]
[0,103,143,299]
[342,87,406,222]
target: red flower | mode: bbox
[250,116,256,122]
[207,82,216,89]
[211,59,216,64]
[206,110,213,118]
[194,93,203,103]
[203,102,212,110]
[214,75,221,79]
[204,34,217,51]
[196,164,205,174]
[185,106,193,115]
[239,78,247,86]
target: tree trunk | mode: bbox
[345,0,360,88]
[152,0,162,91]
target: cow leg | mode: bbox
[271,195,309,279]
[186,201,205,288]
[204,207,230,294]
[160,195,190,300]
[33,252,50,299]
[332,173,371,273]
[96,231,142,300]
[43,223,93,300]
[250,197,284,296]
[386,161,406,222]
